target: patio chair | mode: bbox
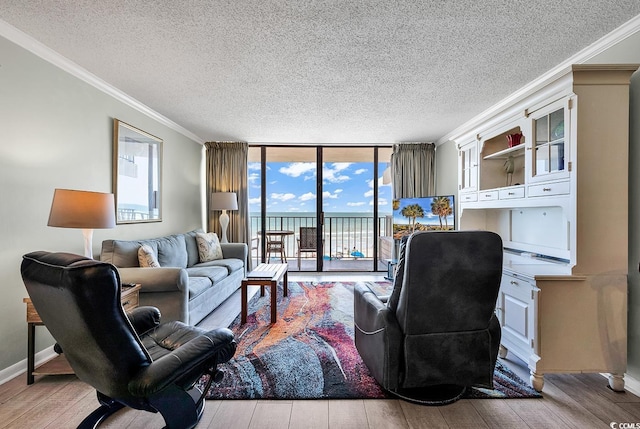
[266,233,287,262]
[296,227,323,269]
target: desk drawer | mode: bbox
[528,181,570,197]
[499,186,525,200]
[460,192,478,202]
[479,190,498,201]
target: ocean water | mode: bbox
[250,212,390,258]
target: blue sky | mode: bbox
[248,162,392,214]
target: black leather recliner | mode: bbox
[354,231,503,404]
[21,251,237,429]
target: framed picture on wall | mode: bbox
[113,119,162,224]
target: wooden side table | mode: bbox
[23,283,141,384]
[241,263,288,324]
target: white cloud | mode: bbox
[248,162,261,171]
[279,162,316,177]
[323,163,351,183]
[299,192,316,201]
[370,198,389,206]
[248,172,260,183]
[249,197,261,204]
[270,192,296,202]
[364,189,374,197]
[332,162,352,171]
[347,202,366,207]
[354,168,367,175]
[323,191,340,199]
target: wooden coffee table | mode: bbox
[241,263,288,324]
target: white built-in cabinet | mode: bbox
[455,64,638,392]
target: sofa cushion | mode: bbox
[186,265,228,284]
[155,234,188,268]
[138,244,160,267]
[183,230,203,267]
[194,258,244,274]
[196,232,223,262]
[187,276,213,300]
[110,240,154,267]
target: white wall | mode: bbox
[0,36,203,375]
[435,140,458,197]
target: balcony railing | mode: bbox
[250,214,390,261]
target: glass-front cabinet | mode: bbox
[528,98,571,184]
[458,140,478,202]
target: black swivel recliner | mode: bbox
[21,251,237,429]
[354,231,503,404]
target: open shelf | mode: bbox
[483,144,525,160]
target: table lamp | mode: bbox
[47,189,116,259]
[210,192,238,243]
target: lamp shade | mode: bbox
[48,189,116,229]
[210,192,238,211]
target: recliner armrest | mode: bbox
[353,282,402,390]
[354,283,393,333]
[126,306,161,336]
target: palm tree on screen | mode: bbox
[431,197,452,229]
[401,204,425,232]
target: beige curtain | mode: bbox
[391,142,436,199]
[204,142,251,267]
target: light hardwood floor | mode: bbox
[2,274,640,428]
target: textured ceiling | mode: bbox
[1,1,640,144]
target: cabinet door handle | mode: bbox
[122,300,130,306]
[485,194,492,197]
[510,280,519,286]
[508,192,515,195]
[543,188,551,192]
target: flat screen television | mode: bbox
[392,195,456,239]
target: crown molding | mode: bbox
[0,19,205,145]
[439,14,640,146]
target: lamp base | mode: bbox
[219,210,229,243]
[82,228,94,259]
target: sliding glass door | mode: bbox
[248,146,392,272]
[321,147,392,272]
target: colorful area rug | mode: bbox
[204,281,541,401]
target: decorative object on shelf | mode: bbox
[47,188,116,259]
[552,121,564,140]
[210,192,238,243]
[506,132,523,148]
[113,119,162,224]
[503,155,515,186]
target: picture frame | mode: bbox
[113,119,162,224]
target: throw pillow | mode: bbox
[196,232,224,262]
[138,244,160,268]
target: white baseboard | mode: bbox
[0,346,57,385]
[621,372,640,396]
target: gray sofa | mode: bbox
[100,230,247,325]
